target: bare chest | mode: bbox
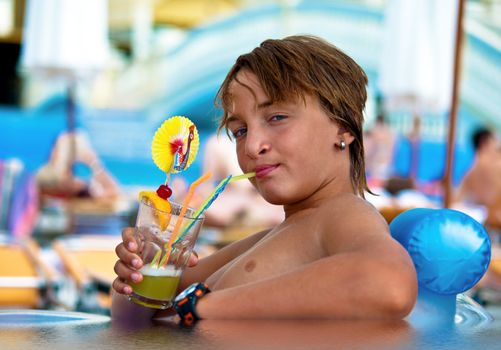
[206,218,325,290]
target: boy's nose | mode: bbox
[245,130,270,158]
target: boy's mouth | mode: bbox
[254,164,279,179]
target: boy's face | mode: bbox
[226,70,348,205]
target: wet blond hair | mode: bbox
[216,35,370,197]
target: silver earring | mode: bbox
[339,140,346,150]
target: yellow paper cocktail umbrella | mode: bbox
[152,116,199,174]
[139,116,200,229]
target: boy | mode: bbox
[112,35,417,322]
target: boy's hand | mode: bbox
[112,227,200,295]
[113,227,143,295]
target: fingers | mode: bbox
[114,259,143,282]
[122,227,138,252]
[112,227,143,295]
[187,251,199,267]
[113,260,143,295]
[115,242,143,270]
[112,277,133,295]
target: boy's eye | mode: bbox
[270,114,287,122]
[231,127,247,139]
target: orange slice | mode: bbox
[139,191,172,230]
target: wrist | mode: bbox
[194,291,212,319]
[173,282,211,326]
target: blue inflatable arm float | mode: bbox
[390,208,491,325]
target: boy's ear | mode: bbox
[337,127,355,145]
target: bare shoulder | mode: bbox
[318,193,388,233]
[316,193,394,254]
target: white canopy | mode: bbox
[21,0,110,78]
[378,0,458,114]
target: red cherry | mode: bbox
[156,184,172,199]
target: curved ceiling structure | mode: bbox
[147,2,382,130]
[146,2,499,132]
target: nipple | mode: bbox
[244,260,256,273]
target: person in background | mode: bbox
[36,131,121,200]
[364,114,396,187]
[456,128,501,236]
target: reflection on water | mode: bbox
[455,294,494,329]
[0,303,500,350]
[0,310,110,328]
[189,318,414,350]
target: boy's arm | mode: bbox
[197,240,416,319]
[196,203,417,320]
[111,228,270,321]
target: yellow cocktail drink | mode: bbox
[130,265,181,309]
[128,116,206,310]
